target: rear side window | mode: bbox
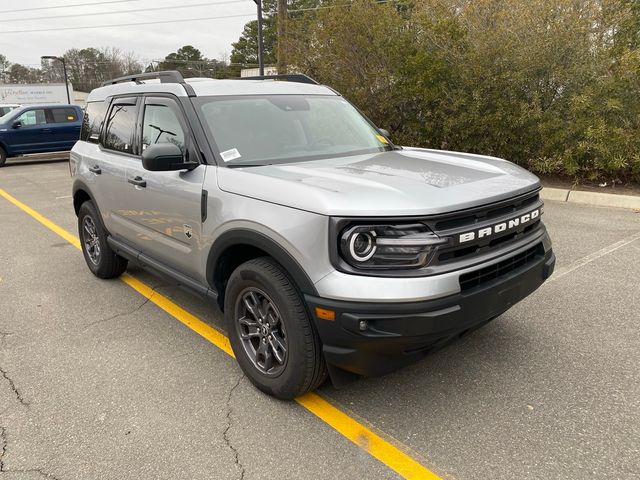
[81,101,108,142]
[50,108,78,124]
[103,98,138,154]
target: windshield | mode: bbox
[195,95,391,166]
[0,108,17,123]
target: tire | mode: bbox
[78,200,127,279]
[0,147,7,167]
[224,257,327,400]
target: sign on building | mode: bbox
[0,83,74,104]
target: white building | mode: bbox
[240,66,278,78]
[0,83,75,105]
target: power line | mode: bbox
[0,0,405,35]
[0,12,255,35]
[0,0,140,15]
[0,0,246,24]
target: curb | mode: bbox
[541,187,640,210]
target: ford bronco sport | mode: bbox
[70,71,555,399]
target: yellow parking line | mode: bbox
[297,392,440,479]
[0,187,441,480]
[0,188,81,249]
[120,273,235,358]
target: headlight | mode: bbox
[339,224,447,269]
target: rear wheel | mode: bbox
[224,257,327,399]
[78,201,127,279]
[0,147,7,167]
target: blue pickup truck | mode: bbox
[0,104,83,166]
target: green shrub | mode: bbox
[286,0,640,183]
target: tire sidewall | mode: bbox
[0,147,6,167]
[224,260,315,399]
[78,201,108,276]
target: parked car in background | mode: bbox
[0,104,83,166]
[0,104,21,117]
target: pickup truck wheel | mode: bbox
[78,201,127,279]
[0,147,7,167]
[225,257,327,400]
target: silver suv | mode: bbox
[71,71,555,399]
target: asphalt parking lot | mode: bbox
[1,159,639,480]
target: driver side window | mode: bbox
[141,102,186,154]
[17,109,46,127]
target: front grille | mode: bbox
[434,192,540,231]
[430,191,543,266]
[459,243,544,291]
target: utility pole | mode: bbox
[42,55,71,104]
[253,0,265,76]
[277,0,287,74]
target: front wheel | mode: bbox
[78,201,127,279]
[224,257,327,399]
[0,147,7,167]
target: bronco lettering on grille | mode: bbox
[459,208,541,243]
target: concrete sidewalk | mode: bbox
[541,186,640,210]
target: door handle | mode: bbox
[128,176,146,188]
[88,165,101,175]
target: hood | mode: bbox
[217,147,541,216]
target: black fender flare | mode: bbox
[72,179,99,215]
[206,228,318,296]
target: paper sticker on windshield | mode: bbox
[220,148,241,162]
[376,134,389,144]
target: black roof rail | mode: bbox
[238,74,319,85]
[101,70,196,96]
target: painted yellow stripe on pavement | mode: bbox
[120,273,235,357]
[0,188,81,249]
[0,186,441,480]
[297,392,441,479]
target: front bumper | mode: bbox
[306,247,555,378]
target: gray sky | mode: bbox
[0,0,256,66]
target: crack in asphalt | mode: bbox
[0,366,29,407]
[81,292,156,332]
[21,468,63,480]
[0,426,6,472]
[0,426,62,479]
[222,374,246,480]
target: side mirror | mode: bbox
[141,143,198,172]
[12,120,21,129]
[378,128,391,139]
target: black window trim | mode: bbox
[100,95,141,158]
[88,92,211,165]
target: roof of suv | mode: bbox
[87,77,338,103]
[12,104,79,109]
